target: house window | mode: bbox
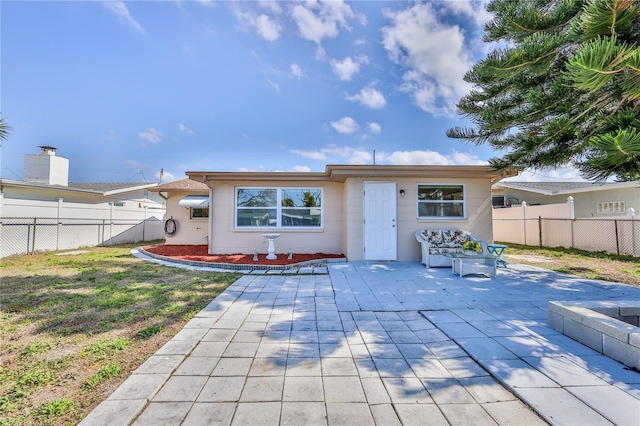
[236,187,322,228]
[417,184,465,218]
[597,201,625,214]
[191,207,209,220]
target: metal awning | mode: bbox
[178,195,209,208]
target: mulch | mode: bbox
[143,244,345,266]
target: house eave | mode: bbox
[102,183,159,196]
[186,165,520,184]
[0,179,103,195]
[495,180,640,196]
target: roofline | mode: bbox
[186,165,520,183]
[0,179,103,195]
[495,180,640,195]
[0,179,159,196]
[102,182,159,196]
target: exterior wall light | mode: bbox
[399,189,406,196]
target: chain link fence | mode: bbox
[0,217,165,258]
[494,217,640,256]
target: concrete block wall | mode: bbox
[548,301,640,370]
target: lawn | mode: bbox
[0,243,238,426]
[500,243,640,287]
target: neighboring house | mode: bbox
[156,165,517,262]
[150,178,209,245]
[0,146,166,257]
[492,181,640,218]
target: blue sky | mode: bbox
[1,0,584,183]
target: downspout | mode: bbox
[208,186,213,254]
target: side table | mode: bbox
[486,244,508,268]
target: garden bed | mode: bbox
[142,244,345,267]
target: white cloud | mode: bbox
[354,37,367,47]
[290,145,371,164]
[502,167,589,182]
[290,63,304,79]
[290,149,328,160]
[367,122,382,134]
[346,86,387,109]
[138,127,164,144]
[290,0,361,45]
[259,1,282,15]
[156,169,177,183]
[441,0,492,27]
[195,0,215,8]
[291,145,488,166]
[330,117,359,134]
[382,150,486,166]
[232,6,281,42]
[330,56,360,81]
[178,123,195,135]
[449,151,488,165]
[101,1,146,35]
[384,150,451,165]
[267,79,280,93]
[381,3,475,117]
[289,165,312,172]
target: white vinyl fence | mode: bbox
[493,197,639,256]
[0,217,165,258]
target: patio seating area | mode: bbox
[82,254,640,425]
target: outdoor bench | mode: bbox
[415,228,487,267]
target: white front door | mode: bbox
[363,182,397,260]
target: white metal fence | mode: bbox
[0,217,165,258]
[493,198,639,256]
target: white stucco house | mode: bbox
[492,181,639,218]
[0,146,166,257]
[154,165,518,262]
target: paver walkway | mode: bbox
[81,261,640,425]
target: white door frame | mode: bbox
[363,181,397,261]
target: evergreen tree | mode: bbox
[447,0,640,181]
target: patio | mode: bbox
[81,256,640,425]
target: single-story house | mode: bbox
[0,146,166,220]
[0,146,166,257]
[492,181,639,218]
[156,165,518,262]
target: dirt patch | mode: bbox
[143,244,345,266]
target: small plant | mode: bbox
[18,369,52,387]
[462,240,482,252]
[40,398,74,416]
[135,324,162,340]
[22,341,52,357]
[83,362,121,390]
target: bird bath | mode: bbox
[262,233,281,260]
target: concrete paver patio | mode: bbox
[81,260,640,425]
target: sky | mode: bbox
[1,0,587,184]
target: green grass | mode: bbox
[497,242,640,286]
[0,243,238,426]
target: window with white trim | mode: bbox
[235,187,322,228]
[417,184,465,218]
[190,207,209,219]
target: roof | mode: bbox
[494,181,640,195]
[149,178,208,192]
[0,179,158,195]
[68,182,159,195]
[186,165,521,184]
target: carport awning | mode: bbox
[178,195,209,208]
